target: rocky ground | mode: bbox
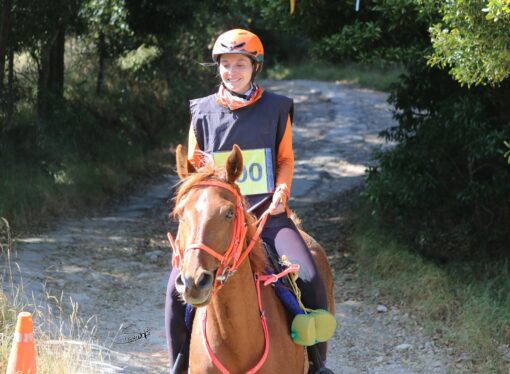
[2,80,468,373]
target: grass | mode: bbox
[263,61,403,92]
[0,218,117,373]
[0,147,174,229]
[353,207,510,373]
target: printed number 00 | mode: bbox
[238,163,263,183]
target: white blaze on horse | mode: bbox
[169,144,335,374]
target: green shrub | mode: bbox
[306,0,432,67]
[364,62,510,260]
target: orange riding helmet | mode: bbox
[212,29,264,73]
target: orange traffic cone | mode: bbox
[6,311,37,374]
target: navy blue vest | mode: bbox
[190,91,294,209]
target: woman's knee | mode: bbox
[273,227,319,281]
[270,226,328,309]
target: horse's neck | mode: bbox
[206,259,265,348]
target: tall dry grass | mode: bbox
[0,217,126,373]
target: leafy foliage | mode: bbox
[263,0,434,66]
[124,0,197,36]
[81,0,134,56]
[426,0,510,86]
[505,141,510,164]
[311,21,382,63]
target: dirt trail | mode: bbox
[3,80,462,373]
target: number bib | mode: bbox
[212,148,274,196]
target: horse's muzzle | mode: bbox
[175,270,215,306]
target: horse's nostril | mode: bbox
[196,272,214,290]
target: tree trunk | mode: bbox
[96,31,106,96]
[38,26,65,118]
[6,46,14,127]
[54,27,65,97]
[0,0,12,96]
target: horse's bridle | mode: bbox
[167,180,268,294]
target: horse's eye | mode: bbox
[225,209,235,220]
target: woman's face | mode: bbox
[219,54,254,94]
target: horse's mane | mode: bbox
[172,164,267,273]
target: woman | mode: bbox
[165,29,334,373]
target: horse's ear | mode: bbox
[176,144,196,180]
[226,144,243,183]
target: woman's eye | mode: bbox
[225,209,235,220]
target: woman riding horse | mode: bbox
[165,29,335,373]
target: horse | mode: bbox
[169,144,335,373]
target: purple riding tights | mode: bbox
[164,212,328,370]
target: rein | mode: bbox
[167,179,272,373]
[202,274,270,374]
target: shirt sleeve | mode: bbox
[275,115,294,193]
[187,125,202,168]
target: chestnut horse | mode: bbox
[170,144,335,373]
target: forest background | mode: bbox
[0,0,510,371]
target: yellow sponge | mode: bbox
[310,309,337,342]
[290,314,316,346]
[290,310,337,346]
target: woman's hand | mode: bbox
[269,185,289,215]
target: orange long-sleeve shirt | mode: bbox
[187,115,294,193]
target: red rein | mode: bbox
[167,180,271,373]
